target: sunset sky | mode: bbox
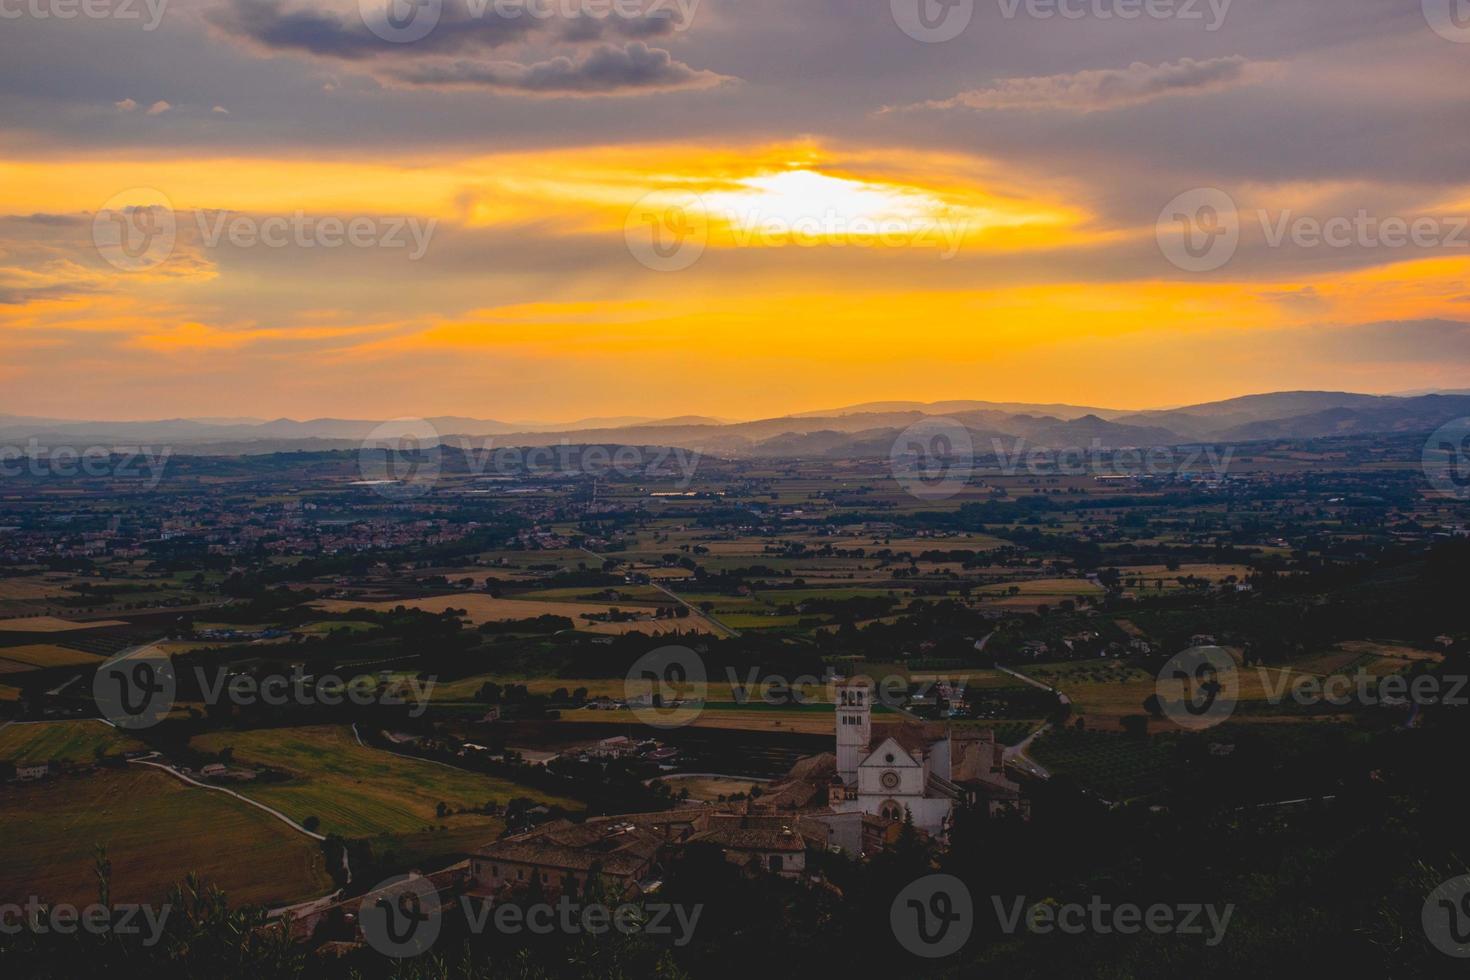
[2,0,1469,422]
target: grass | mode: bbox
[186,725,582,839]
[1030,728,1176,801]
[0,767,333,907]
[0,616,126,632]
[0,643,102,669]
[0,720,145,765]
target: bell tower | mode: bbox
[835,678,871,784]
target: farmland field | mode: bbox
[312,593,717,635]
[0,767,333,908]
[0,616,126,632]
[186,725,582,838]
[0,643,102,669]
[0,720,145,765]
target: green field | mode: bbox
[0,720,145,765]
[187,725,582,838]
[1030,729,1176,801]
[0,767,333,908]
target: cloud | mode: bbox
[209,0,681,61]
[900,57,1269,114]
[206,0,716,99]
[114,98,138,112]
[382,42,731,95]
[211,105,230,114]
[146,100,173,115]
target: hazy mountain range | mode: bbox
[4,391,1469,458]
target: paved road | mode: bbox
[577,544,740,637]
[127,754,328,842]
[649,581,742,637]
[995,665,1069,780]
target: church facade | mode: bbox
[828,678,1019,838]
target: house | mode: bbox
[15,763,49,782]
[686,814,822,878]
[466,811,697,901]
[200,763,227,777]
[586,735,638,759]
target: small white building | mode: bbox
[15,763,49,782]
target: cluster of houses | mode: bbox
[470,679,1027,899]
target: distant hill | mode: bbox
[2,390,1467,457]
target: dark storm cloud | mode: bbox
[207,0,677,60]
